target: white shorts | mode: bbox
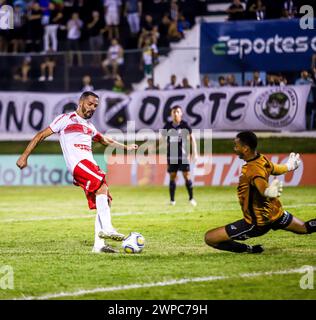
[106,12,120,26]
[102,57,124,67]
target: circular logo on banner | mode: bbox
[254,88,298,128]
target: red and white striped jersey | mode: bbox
[49,112,102,173]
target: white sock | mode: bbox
[96,194,114,232]
[94,213,104,249]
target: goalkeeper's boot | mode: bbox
[247,244,264,254]
[92,244,118,253]
[98,229,125,241]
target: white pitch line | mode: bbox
[18,266,316,300]
[1,203,316,223]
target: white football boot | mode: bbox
[98,229,125,241]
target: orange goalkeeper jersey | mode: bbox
[237,153,287,226]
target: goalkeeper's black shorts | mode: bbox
[225,211,293,241]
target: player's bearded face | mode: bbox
[80,97,99,119]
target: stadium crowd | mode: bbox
[0,0,197,53]
[226,0,315,21]
[0,0,202,91]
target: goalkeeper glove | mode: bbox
[286,152,301,171]
[264,179,283,198]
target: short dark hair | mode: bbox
[79,91,99,101]
[236,131,257,151]
[170,105,182,113]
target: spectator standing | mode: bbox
[124,0,142,36]
[170,0,179,21]
[43,2,63,52]
[11,4,26,53]
[104,0,122,41]
[227,0,245,21]
[26,2,43,52]
[39,0,50,26]
[141,37,158,78]
[138,14,155,48]
[248,0,265,20]
[295,70,314,128]
[167,16,183,42]
[66,12,83,66]
[283,0,296,18]
[87,11,105,65]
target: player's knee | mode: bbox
[95,183,108,195]
[204,230,217,247]
[170,174,177,181]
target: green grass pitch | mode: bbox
[0,185,315,300]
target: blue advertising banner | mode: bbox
[200,19,316,73]
[0,155,107,186]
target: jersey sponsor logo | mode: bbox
[74,144,92,152]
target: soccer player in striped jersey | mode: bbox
[205,131,316,254]
[16,91,138,253]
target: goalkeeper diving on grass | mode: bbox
[205,131,316,254]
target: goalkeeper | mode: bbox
[205,131,316,254]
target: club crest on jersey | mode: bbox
[71,116,79,123]
[83,126,89,134]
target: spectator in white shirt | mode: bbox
[81,75,95,92]
[104,0,122,40]
[164,74,177,90]
[102,38,124,79]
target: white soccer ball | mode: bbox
[122,232,145,254]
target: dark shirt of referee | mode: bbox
[161,105,197,206]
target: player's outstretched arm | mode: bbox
[99,134,138,151]
[16,127,54,169]
[272,153,301,175]
[254,177,283,198]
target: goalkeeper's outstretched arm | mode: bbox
[271,153,301,175]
